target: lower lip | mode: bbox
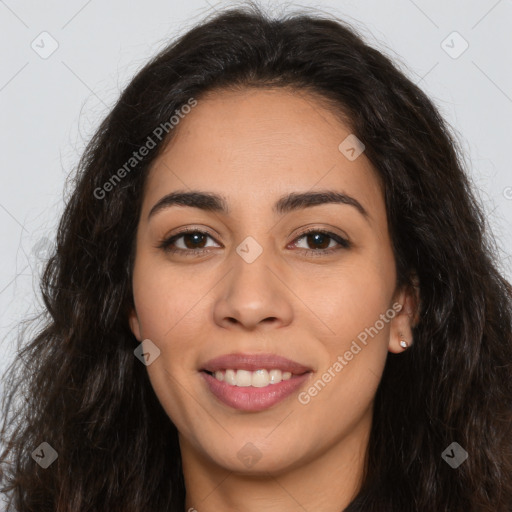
[201,371,311,412]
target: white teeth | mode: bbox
[251,369,269,388]
[225,369,237,385]
[236,369,252,387]
[211,369,297,387]
[269,369,282,384]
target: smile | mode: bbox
[200,353,313,411]
[207,368,293,387]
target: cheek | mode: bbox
[131,255,207,431]
[298,251,395,344]
[298,278,392,436]
[131,250,201,340]
[298,250,395,403]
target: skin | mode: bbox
[129,87,419,512]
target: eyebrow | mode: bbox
[147,189,369,221]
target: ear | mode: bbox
[388,275,420,353]
[129,307,143,342]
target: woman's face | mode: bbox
[129,87,414,477]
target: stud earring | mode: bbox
[399,333,408,349]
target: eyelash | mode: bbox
[157,227,351,258]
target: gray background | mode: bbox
[0,1,511,497]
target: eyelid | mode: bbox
[290,227,351,254]
[156,226,221,252]
[292,226,350,245]
[157,226,351,256]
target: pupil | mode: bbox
[181,232,331,250]
[185,232,206,249]
[308,233,329,249]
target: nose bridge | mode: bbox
[228,216,275,280]
[212,234,293,329]
[229,234,279,303]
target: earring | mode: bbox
[399,333,408,349]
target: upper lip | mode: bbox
[201,353,312,375]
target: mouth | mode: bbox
[201,352,312,375]
[202,368,308,387]
[200,353,313,411]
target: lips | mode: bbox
[200,353,313,412]
[201,353,312,375]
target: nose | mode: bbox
[212,245,294,331]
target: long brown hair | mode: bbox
[1,3,511,510]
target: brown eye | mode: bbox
[181,232,208,249]
[304,232,332,250]
[157,228,350,257]
[292,229,350,255]
[157,230,220,255]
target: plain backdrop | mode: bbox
[0,0,511,494]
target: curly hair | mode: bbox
[1,3,511,511]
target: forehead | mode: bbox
[142,87,383,220]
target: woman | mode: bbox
[1,3,511,511]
